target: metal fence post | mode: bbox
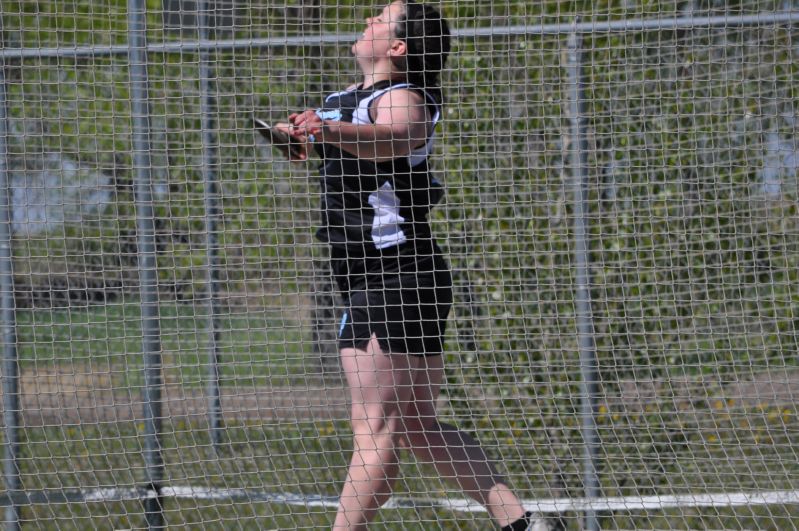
[198,0,224,450]
[0,34,21,531]
[127,0,165,528]
[566,25,601,531]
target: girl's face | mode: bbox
[352,1,405,69]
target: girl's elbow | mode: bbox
[385,138,414,159]
[363,140,410,162]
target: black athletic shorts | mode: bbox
[329,244,453,356]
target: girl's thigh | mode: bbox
[340,335,421,426]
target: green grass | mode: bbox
[14,296,315,388]
[14,420,500,530]
[6,299,799,529]
[20,499,484,530]
[9,421,799,530]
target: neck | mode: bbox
[361,68,405,90]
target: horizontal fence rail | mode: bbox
[1,11,799,60]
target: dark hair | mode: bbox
[393,0,451,103]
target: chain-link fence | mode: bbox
[1,1,799,529]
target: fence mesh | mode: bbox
[1,0,799,529]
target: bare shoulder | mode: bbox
[373,88,427,120]
[375,87,425,106]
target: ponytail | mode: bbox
[394,1,451,104]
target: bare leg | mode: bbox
[332,339,527,529]
[333,335,419,530]
[401,355,527,527]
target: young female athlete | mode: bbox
[276,2,561,529]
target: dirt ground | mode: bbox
[5,365,798,428]
[9,365,350,427]
[605,367,799,415]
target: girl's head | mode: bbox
[352,0,451,101]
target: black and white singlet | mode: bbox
[313,79,453,356]
[313,79,444,264]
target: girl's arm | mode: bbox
[292,89,430,162]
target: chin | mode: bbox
[353,47,372,63]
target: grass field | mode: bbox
[13,419,799,530]
[15,419,506,530]
[15,296,313,388]
[4,298,799,529]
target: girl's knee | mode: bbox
[350,412,404,448]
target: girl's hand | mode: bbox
[290,110,324,138]
[274,122,309,162]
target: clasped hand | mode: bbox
[273,109,324,162]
